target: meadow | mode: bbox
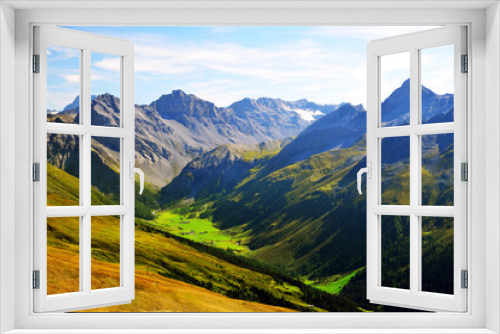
[152,211,249,253]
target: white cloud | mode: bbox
[421,45,454,95]
[299,84,329,92]
[63,74,80,84]
[47,90,78,111]
[380,52,411,100]
[66,26,447,107]
[91,74,114,81]
[184,80,253,106]
[46,44,80,61]
[127,39,364,87]
[93,57,120,72]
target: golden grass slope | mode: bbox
[47,245,292,312]
[46,164,294,312]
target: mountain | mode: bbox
[137,91,316,186]
[161,139,292,204]
[381,79,454,126]
[49,91,341,188]
[269,103,366,168]
[226,97,335,135]
[162,138,368,277]
[160,102,367,206]
[62,95,97,112]
[159,102,371,276]
[160,95,455,281]
[46,95,98,114]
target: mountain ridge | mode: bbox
[53,90,343,187]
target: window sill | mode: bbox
[4,330,498,334]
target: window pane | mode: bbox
[47,217,80,295]
[46,45,81,124]
[47,134,80,206]
[91,137,121,205]
[380,52,410,127]
[381,215,410,290]
[421,45,454,124]
[422,217,454,294]
[381,136,410,205]
[92,216,121,290]
[91,52,121,127]
[421,134,454,206]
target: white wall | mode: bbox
[0,2,16,333]
[6,5,493,332]
[486,2,500,333]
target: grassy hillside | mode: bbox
[46,164,297,311]
[201,141,368,278]
[48,238,292,312]
[47,163,359,312]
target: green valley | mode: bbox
[47,161,361,312]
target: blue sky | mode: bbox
[47,26,454,110]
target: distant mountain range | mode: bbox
[50,90,340,187]
[48,80,453,189]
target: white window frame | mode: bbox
[32,26,135,313]
[1,2,498,333]
[366,26,468,312]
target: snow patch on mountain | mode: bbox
[287,107,324,122]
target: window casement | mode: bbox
[361,26,468,312]
[32,26,139,312]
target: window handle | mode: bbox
[129,162,145,195]
[357,162,371,195]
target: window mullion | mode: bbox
[81,47,92,294]
[81,48,91,210]
[409,47,420,294]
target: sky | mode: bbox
[46,26,454,111]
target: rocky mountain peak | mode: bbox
[171,89,187,98]
[93,93,120,109]
[149,90,220,124]
[381,78,451,125]
[229,97,259,111]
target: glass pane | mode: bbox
[381,215,410,289]
[422,134,454,206]
[46,45,81,124]
[47,217,80,295]
[91,52,121,127]
[381,136,410,205]
[422,217,454,294]
[91,137,121,205]
[47,134,80,206]
[380,52,410,127]
[421,45,454,124]
[92,216,121,290]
